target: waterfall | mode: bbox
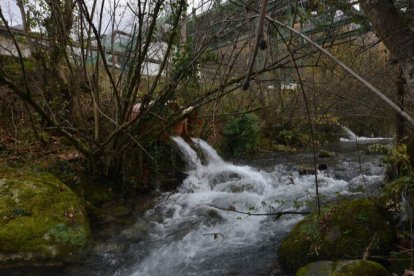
[171,136,201,169]
[120,137,385,276]
[192,138,224,164]
[339,124,392,143]
[340,124,358,140]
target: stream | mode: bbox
[2,135,390,276]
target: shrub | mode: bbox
[222,114,259,157]
[384,144,412,180]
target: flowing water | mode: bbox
[114,137,387,276]
[339,124,392,143]
[1,137,389,276]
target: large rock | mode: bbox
[278,199,395,271]
[0,166,91,266]
[296,260,389,276]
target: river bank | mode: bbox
[1,139,393,275]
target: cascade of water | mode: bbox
[171,136,201,169]
[339,124,392,143]
[340,124,358,140]
[192,138,224,164]
[120,138,385,276]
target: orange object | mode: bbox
[171,120,187,136]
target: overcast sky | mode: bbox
[1,0,134,32]
[0,0,208,33]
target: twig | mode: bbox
[272,22,321,217]
[206,204,310,218]
[363,232,377,260]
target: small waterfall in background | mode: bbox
[339,124,392,143]
[115,137,386,276]
[340,125,358,140]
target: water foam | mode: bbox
[125,137,383,275]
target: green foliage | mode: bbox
[384,176,414,200]
[221,114,259,157]
[384,144,412,180]
[271,123,341,148]
[48,223,88,247]
[367,143,390,155]
[383,176,414,222]
[276,130,295,146]
[296,260,389,276]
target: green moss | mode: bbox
[279,199,395,271]
[319,150,336,158]
[332,260,389,276]
[296,260,389,276]
[48,223,89,247]
[0,166,90,265]
[296,261,333,276]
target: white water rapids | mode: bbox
[111,137,387,276]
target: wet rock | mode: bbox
[159,177,179,191]
[207,209,222,220]
[296,260,389,276]
[120,219,150,242]
[296,261,332,276]
[298,166,316,175]
[348,175,384,196]
[133,196,158,215]
[0,166,91,266]
[195,208,226,225]
[278,199,395,271]
[318,164,328,171]
[112,205,130,217]
[229,183,254,193]
[227,205,236,212]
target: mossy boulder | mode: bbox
[278,199,395,271]
[0,166,91,266]
[296,260,389,276]
[298,166,316,175]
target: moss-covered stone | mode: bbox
[319,150,336,158]
[298,166,316,175]
[296,261,333,276]
[296,260,389,276]
[278,199,395,271]
[0,166,91,266]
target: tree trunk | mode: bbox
[359,1,414,164]
[396,69,405,143]
[359,0,414,97]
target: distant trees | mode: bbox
[0,0,295,185]
[1,0,414,185]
